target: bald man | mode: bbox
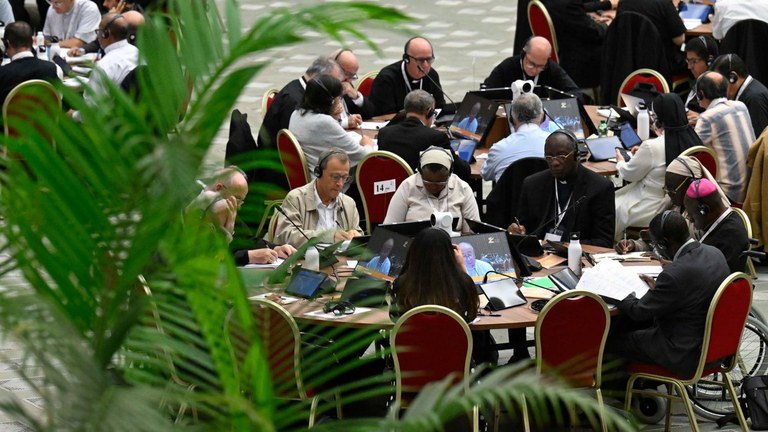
[68,9,144,57]
[483,36,582,101]
[331,49,375,123]
[369,36,446,116]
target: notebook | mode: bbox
[586,136,622,161]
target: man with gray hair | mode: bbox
[257,56,342,149]
[378,89,470,180]
[481,93,550,182]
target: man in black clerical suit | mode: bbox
[711,53,768,136]
[0,21,60,112]
[683,178,749,274]
[377,89,470,181]
[369,37,446,116]
[331,48,375,123]
[508,129,615,247]
[256,56,340,150]
[607,210,730,377]
[483,36,582,101]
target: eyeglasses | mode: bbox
[341,69,358,81]
[329,174,353,185]
[685,57,704,66]
[406,54,435,64]
[544,151,574,163]
[46,0,67,4]
[421,178,449,187]
[523,57,547,71]
[663,178,688,195]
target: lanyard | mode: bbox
[401,61,422,93]
[518,57,540,86]
[553,181,572,229]
[699,208,732,243]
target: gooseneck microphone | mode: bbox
[526,194,588,238]
[276,205,310,241]
[542,107,565,129]
[535,85,576,99]
[417,64,457,110]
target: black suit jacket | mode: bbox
[344,94,375,120]
[483,55,581,98]
[540,0,606,88]
[257,78,304,149]
[0,56,60,111]
[369,61,446,116]
[702,211,749,274]
[615,241,730,377]
[739,77,768,136]
[515,165,615,247]
[377,117,471,181]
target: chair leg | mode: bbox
[596,388,607,432]
[520,393,531,432]
[664,383,673,432]
[335,389,343,419]
[624,374,639,412]
[723,371,750,431]
[472,405,480,432]
[672,381,700,432]
[309,395,320,428]
[492,403,500,432]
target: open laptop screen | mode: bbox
[449,93,498,141]
[452,232,516,282]
[356,226,414,280]
[540,97,585,139]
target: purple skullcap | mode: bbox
[686,178,717,198]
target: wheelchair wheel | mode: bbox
[690,315,768,420]
[631,395,667,424]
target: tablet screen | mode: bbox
[285,268,328,298]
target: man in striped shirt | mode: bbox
[694,71,755,205]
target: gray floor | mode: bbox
[0,0,764,430]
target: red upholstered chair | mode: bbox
[3,79,62,154]
[247,299,341,427]
[355,71,378,99]
[276,129,310,190]
[523,290,610,431]
[260,88,279,119]
[680,145,718,181]
[390,305,479,431]
[355,151,413,234]
[624,273,752,432]
[527,0,559,63]
[617,68,670,106]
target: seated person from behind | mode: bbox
[458,242,493,278]
[43,0,101,48]
[273,148,363,248]
[480,92,549,182]
[683,178,749,273]
[482,36,583,102]
[710,53,768,137]
[613,93,703,238]
[185,166,295,264]
[383,146,480,234]
[377,89,470,180]
[616,155,730,253]
[508,130,615,247]
[606,210,730,378]
[365,238,394,274]
[389,227,497,365]
[369,36,445,116]
[616,0,687,75]
[289,74,374,175]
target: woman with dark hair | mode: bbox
[390,228,497,364]
[289,74,373,175]
[613,93,702,238]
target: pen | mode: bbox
[514,217,521,228]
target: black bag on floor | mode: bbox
[744,375,768,429]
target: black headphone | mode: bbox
[699,36,715,67]
[402,37,435,64]
[549,128,581,163]
[417,146,454,175]
[654,209,673,258]
[333,48,351,61]
[101,14,124,39]
[692,178,711,216]
[323,300,355,316]
[727,53,738,84]
[312,77,336,107]
[314,148,347,178]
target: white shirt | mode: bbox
[712,0,768,39]
[43,0,100,44]
[0,0,14,26]
[314,187,338,232]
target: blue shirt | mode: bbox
[480,123,550,182]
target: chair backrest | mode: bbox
[261,88,279,119]
[535,290,610,388]
[617,68,670,106]
[3,79,62,152]
[484,157,549,228]
[720,20,768,86]
[276,129,311,190]
[696,273,752,378]
[527,0,560,63]
[680,145,718,180]
[355,71,378,99]
[355,151,414,234]
[391,305,472,403]
[250,298,308,399]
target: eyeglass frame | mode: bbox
[523,56,548,71]
[685,57,705,66]
[544,150,575,163]
[662,178,688,195]
[406,54,435,64]
[329,173,353,185]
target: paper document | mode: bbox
[249,293,299,305]
[304,306,372,319]
[592,251,653,263]
[597,108,626,119]
[683,19,703,30]
[576,260,650,301]
[243,258,285,269]
[360,121,389,130]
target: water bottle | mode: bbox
[637,102,650,141]
[35,32,45,59]
[304,247,320,272]
[598,120,608,137]
[48,42,59,61]
[568,232,582,277]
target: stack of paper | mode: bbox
[592,251,653,263]
[576,260,650,301]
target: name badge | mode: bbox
[544,229,563,243]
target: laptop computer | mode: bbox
[586,136,622,162]
[355,225,414,281]
[449,93,498,145]
[540,97,586,139]
[465,219,538,277]
[620,93,646,116]
[467,87,514,102]
[451,231,517,283]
